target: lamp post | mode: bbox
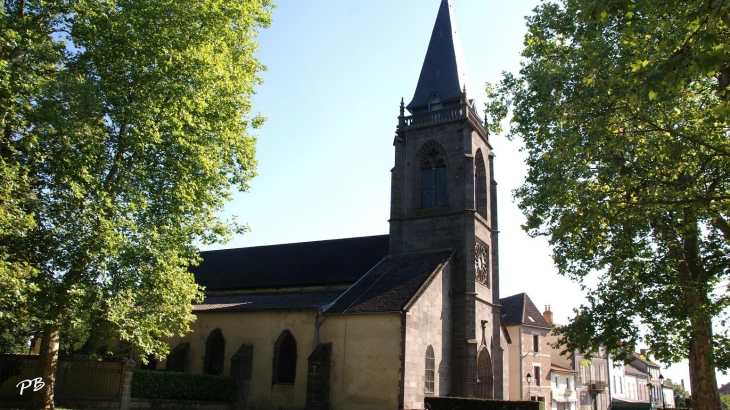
[659,374,665,410]
[526,373,532,402]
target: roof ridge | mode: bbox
[403,251,454,312]
[521,293,528,323]
[201,234,389,253]
[322,255,391,314]
[342,255,404,314]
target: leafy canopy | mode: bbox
[486,0,730,374]
[1,0,273,357]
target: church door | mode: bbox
[476,347,493,399]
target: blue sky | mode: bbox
[207,0,728,390]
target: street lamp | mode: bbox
[659,374,665,410]
[526,373,533,401]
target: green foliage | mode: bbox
[486,0,729,407]
[131,369,237,402]
[0,0,273,400]
[424,397,543,410]
[721,393,730,410]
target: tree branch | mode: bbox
[713,215,730,242]
[629,111,730,158]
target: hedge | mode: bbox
[425,396,545,410]
[132,369,237,402]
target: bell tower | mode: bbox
[389,0,504,399]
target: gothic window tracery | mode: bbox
[475,239,490,287]
[474,150,487,217]
[421,147,447,208]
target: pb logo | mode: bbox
[16,377,45,395]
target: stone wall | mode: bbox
[403,262,452,410]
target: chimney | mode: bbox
[640,349,647,355]
[543,305,553,324]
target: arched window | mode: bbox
[203,329,225,375]
[273,330,297,384]
[425,345,435,395]
[421,147,447,208]
[474,150,487,217]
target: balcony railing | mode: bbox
[585,380,608,392]
[404,106,467,129]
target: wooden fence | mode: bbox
[0,354,125,401]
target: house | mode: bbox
[550,363,578,410]
[541,306,610,410]
[501,293,552,404]
[575,349,610,410]
[612,363,651,410]
[629,352,672,408]
[158,1,511,409]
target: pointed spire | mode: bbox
[407,0,473,113]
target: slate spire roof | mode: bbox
[407,0,473,113]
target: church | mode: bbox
[160,1,512,408]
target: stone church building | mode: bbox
[160,1,512,408]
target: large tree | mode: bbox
[1,0,273,408]
[486,0,730,408]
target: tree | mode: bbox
[1,0,273,408]
[485,0,730,408]
[722,394,730,410]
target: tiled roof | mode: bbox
[500,293,552,329]
[407,0,472,112]
[550,363,577,373]
[191,235,389,291]
[193,291,343,312]
[624,364,647,377]
[631,352,660,367]
[324,250,453,314]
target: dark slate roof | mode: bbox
[500,293,552,329]
[191,235,389,291]
[407,0,472,111]
[324,250,453,314]
[193,291,342,312]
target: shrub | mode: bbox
[425,396,545,410]
[132,369,236,402]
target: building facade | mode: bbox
[158,1,511,409]
[502,293,553,404]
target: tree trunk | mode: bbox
[687,308,721,410]
[32,323,60,410]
